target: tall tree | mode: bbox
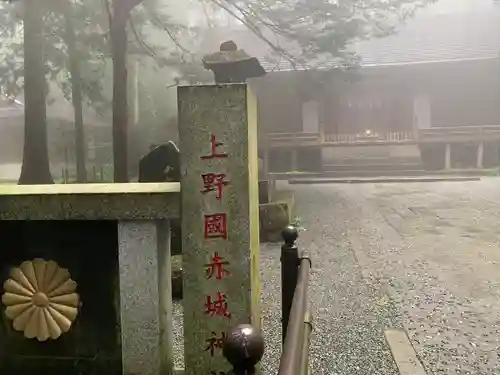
[61,0,86,182]
[105,0,143,182]
[105,0,186,182]
[0,0,186,183]
[19,0,53,184]
[0,0,109,184]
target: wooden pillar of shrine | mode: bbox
[178,84,261,375]
[477,142,484,169]
[445,143,452,170]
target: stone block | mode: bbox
[258,180,270,203]
[0,183,180,220]
[0,184,178,375]
[259,202,290,242]
[118,220,173,375]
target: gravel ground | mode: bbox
[348,178,500,375]
[173,178,500,375]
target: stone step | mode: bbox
[320,169,427,177]
[318,169,494,178]
[288,176,482,184]
[324,163,424,172]
[323,156,422,165]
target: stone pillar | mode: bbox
[477,142,484,169]
[178,84,261,375]
[445,143,451,170]
[118,220,173,375]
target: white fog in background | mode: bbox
[427,0,495,13]
[0,0,497,181]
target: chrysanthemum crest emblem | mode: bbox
[1,259,79,341]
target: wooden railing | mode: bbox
[419,125,500,141]
[324,131,414,143]
[263,126,500,148]
[265,131,415,147]
[266,132,322,145]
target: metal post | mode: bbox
[281,225,299,344]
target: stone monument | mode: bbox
[178,84,261,375]
[0,183,179,375]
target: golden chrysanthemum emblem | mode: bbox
[1,259,79,342]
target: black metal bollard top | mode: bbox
[281,225,298,246]
[223,324,265,373]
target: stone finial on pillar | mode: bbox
[202,41,266,84]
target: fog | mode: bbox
[0,0,498,182]
[0,1,500,374]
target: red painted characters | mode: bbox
[205,291,231,320]
[204,213,228,240]
[200,134,228,160]
[205,252,231,280]
[199,133,232,372]
[201,173,230,201]
[205,331,226,357]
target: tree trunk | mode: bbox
[110,3,129,182]
[18,1,53,184]
[62,0,87,182]
[127,56,138,176]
